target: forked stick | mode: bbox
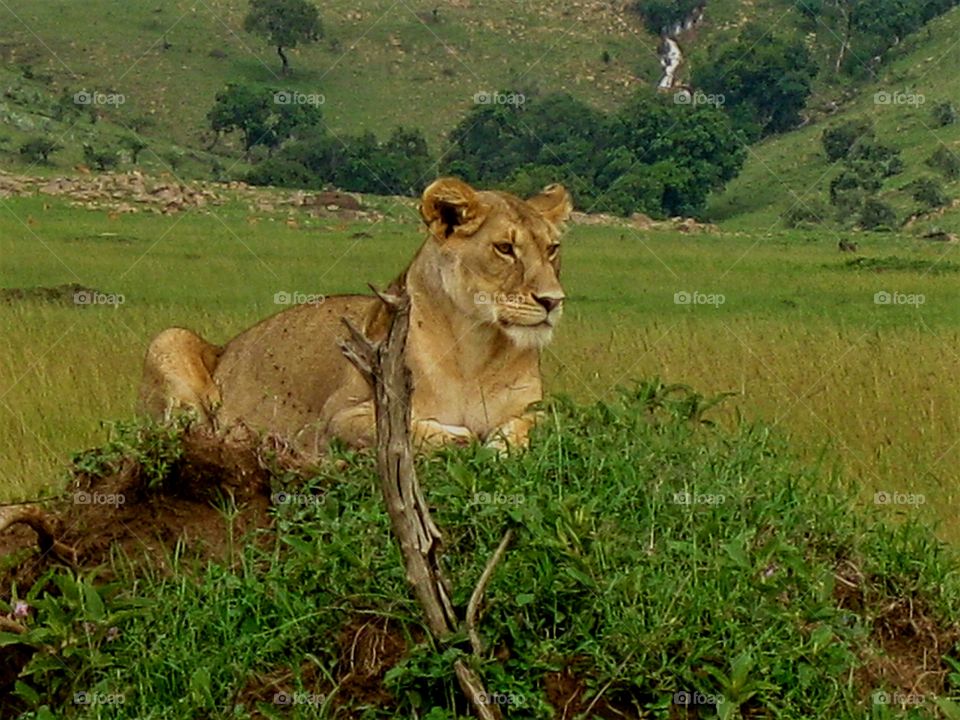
[340,289,510,720]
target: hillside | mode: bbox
[706,5,960,233]
[0,0,661,169]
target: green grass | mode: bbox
[4,388,960,717]
[2,190,960,542]
[0,0,660,172]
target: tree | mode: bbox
[693,25,818,139]
[120,135,148,164]
[821,119,874,161]
[18,137,62,164]
[244,0,322,76]
[208,83,322,154]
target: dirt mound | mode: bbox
[0,425,307,709]
[0,283,101,305]
[834,560,960,704]
[0,424,307,599]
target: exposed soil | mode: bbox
[0,282,102,305]
[835,559,960,704]
[0,425,305,713]
[234,615,413,718]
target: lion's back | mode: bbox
[213,295,379,442]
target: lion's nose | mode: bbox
[532,293,563,313]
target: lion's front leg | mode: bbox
[327,401,377,448]
[484,412,541,454]
[413,419,477,450]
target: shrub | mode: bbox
[910,177,949,209]
[822,119,874,162]
[932,101,957,127]
[782,199,829,228]
[245,157,316,188]
[858,198,897,230]
[18,136,62,164]
[847,139,903,178]
[926,146,960,180]
[82,143,119,171]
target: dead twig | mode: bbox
[340,289,505,720]
[0,504,78,565]
[467,528,513,656]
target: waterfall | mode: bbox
[656,4,705,91]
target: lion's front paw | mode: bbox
[484,415,537,456]
[414,419,477,450]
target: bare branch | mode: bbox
[0,504,78,565]
[340,287,505,719]
[467,528,514,656]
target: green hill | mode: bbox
[0,0,661,169]
[706,5,960,234]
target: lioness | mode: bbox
[138,177,571,453]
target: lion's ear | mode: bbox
[527,184,572,227]
[420,177,488,240]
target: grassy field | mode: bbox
[1,190,958,544]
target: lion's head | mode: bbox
[419,177,572,349]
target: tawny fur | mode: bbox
[137,178,571,455]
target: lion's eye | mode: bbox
[494,242,515,258]
[547,244,560,258]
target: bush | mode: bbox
[627,0,702,34]
[932,100,957,127]
[859,198,897,230]
[18,136,62,164]
[847,139,903,178]
[82,143,119,171]
[926,146,960,180]
[245,125,433,197]
[822,119,874,162]
[782,199,829,228]
[910,177,949,209]
[443,89,745,218]
[245,157,315,188]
